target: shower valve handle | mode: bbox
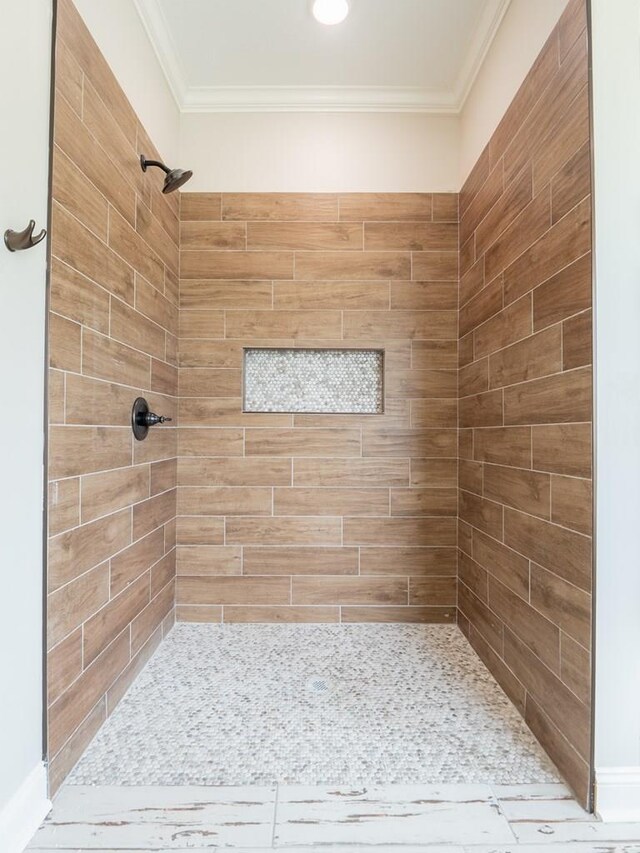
[144,412,172,426]
[131,397,172,441]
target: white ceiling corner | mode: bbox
[133,0,512,114]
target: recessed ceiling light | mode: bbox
[312,0,349,26]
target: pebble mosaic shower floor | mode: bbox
[69,624,560,787]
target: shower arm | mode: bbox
[140,156,170,175]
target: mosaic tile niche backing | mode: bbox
[243,348,384,414]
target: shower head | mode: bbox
[139,155,193,194]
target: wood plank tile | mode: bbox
[474,293,533,360]
[49,425,132,479]
[48,629,130,756]
[110,528,165,595]
[412,340,458,370]
[226,309,342,339]
[52,146,108,241]
[274,280,389,310]
[176,545,242,576]
[473,529,530,600]
[504,197,591,306]
[432,193,458,221]
[343,517,456,546]
[364,222,457,251]
[458,551,488,602]
[224,606,339,623]
[563,309,592,370]
[178,486,272,516]
[48,478,80,537]
[459,490,503,539]
[360,547,457,576]
[274,487,389,516]
[47,628,82,706]
[50,258,110,335]
[180,221,246,250]
[460,257,485,307]
[178,427,244,456]
[176,604,223,622]
[475,166,534,259]
[410,459,458,487]
[390,281,457,311]
[409,577,456,606]
[551,141,591,224]
[483,464,551,518]
[180,279,273,310]
[226,517,342,546]
[295,251,411,281]
[460,158,504,245]
[243,547,358,576]
[177,575,291,605]
[248,221,362,250]
[223,192,339,220]
[504,508,591,591]
[83,573,150,666]
[411,251,458,281]
[180,193,221,220]
[503,367,592,425]
[292,576,408,605]
[47,562,109,650]
[459,459,483,494]
[458,582,503,653]
[459,389,503,428]
[390,488,457,516]
[561,633,591,705]
[410,399,457,428]
[246,428,360,457]
[531,562,591,648]
[484,191,551,282]
[82,328,150,388]
[551,473,592,535]
[181,457,292,486]
[532,423,591,477]
[179,368,241,397]
[53,203,134,305]
[505,628,590,759]
[474,426,531,468]
[81,465,149,523]
[339,193,432,220]
[181,251,293,280]
[489,577,560,673]
[524,694,590,807]
[489,326,562,389]
[386,369,457,398]
[344,310,457,340]
[132,489,176,540]
[342,606,455,623]
[363,427,457,457]
[293,458,408,487]
[176,516,225,545]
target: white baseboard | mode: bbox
[595,766,640,822]
[0,763,51,853]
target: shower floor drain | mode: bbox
[305,675,333,695]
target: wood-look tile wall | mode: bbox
[457,0,593,807]
[47,0,178,793]
[176,192,459,624]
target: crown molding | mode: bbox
[454,0,512,108]
[133,0,512,115]
[132,0,189,107]
[181,86,458,114]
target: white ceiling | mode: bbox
[133,0,511,112]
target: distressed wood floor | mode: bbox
[28,783,640,850]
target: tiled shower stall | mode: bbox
[46,0,593,809]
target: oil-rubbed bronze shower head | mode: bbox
[140,154,193,194]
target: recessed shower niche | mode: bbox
[243,347,384,414]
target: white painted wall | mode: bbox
[0,0,52,849]
[459,0,569,185]
[180,112,460,192]
[74,0,180,163]
[591,0,640,823]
